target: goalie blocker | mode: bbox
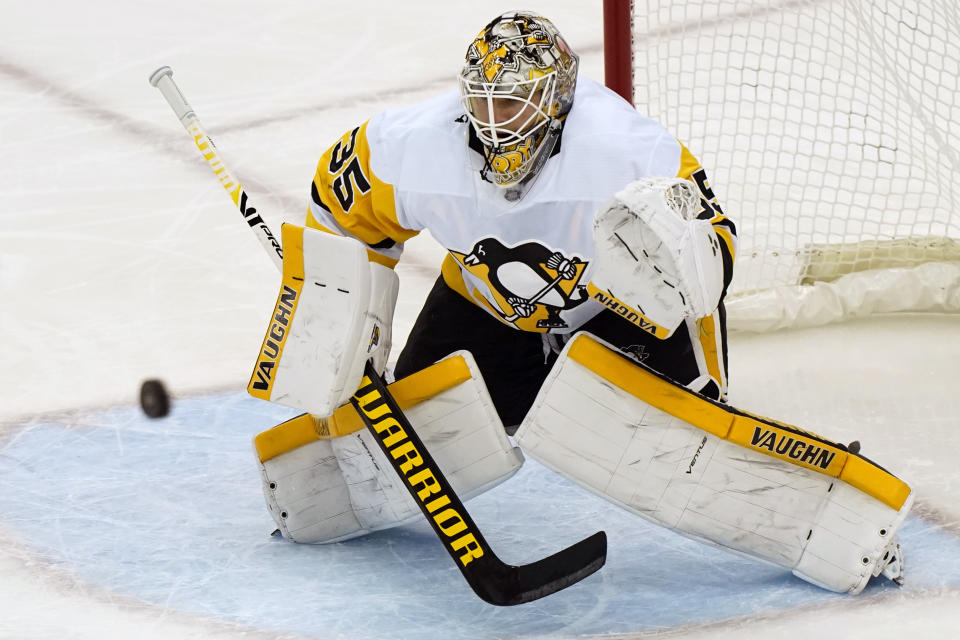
[247,223,398,417]
[515,333,911,594]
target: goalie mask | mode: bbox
[459,11,579,192]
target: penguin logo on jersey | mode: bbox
[451,238,588,330]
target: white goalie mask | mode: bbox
[458,11,579,190]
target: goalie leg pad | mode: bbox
[255,350,524,543]
[515,332,912,594]
[248,224,399,416]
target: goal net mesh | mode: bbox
[616,0,960,329]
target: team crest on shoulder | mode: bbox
[450,237,589,331]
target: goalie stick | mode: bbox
[148,65,607,605]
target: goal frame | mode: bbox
[603,0,634,105]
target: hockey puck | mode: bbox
[140,379,171,418]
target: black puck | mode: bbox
[140,379,171,418]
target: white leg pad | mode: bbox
[256,350,524,543]
[515,332,913,594]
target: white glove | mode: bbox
[590,177,725,335]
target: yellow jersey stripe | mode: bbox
[312,121,418,247]
[696,313,724,389]
[713,224,737,261]
[676,142,703,182]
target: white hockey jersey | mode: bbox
[307,76,736,334]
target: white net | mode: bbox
[626,0,960,329]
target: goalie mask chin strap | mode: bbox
[464,117,565,202]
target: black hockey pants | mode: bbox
[394,277,727,429]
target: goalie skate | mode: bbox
[876,537,905,586]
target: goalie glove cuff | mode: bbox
[678,218,725,318]
[589,178,726,335]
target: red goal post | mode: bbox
[603,0,634,105]
[602,0,960,331]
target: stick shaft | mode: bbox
[149,66,283,271]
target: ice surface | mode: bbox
[2,393,958,640]
[2,1,959,638]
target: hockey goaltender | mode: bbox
[245,10,910,600]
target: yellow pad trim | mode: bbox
[568,335,732,437]
[567,334,910,510]
[840,455,913,510]
[584,283,675,339]
[726,417,847,476]
[254,354,473,462]
[254,413,324,462]
[247,224,306,401]
[366,249,399,269]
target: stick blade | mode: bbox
[468,531,607,606]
